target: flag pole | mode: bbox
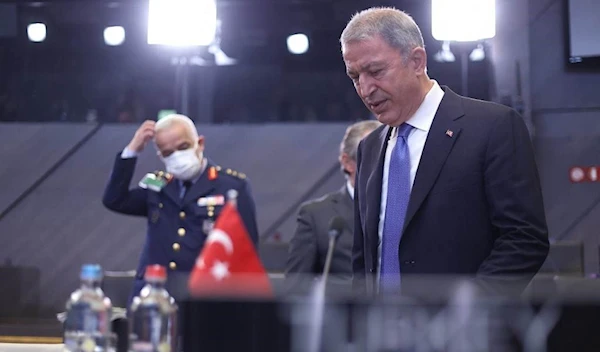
[227,189,238,207]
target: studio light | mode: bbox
[147,0,217,46]
[27,22,46,42]
[432,0,496,42]
[287,33,309,55]
[104,26,125,46]
[469,43,486,61]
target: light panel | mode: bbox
[432,0,496,42]
[147,0,217,46]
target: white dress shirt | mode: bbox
[346,180,354,200]
[377,81,445,278]
[121,147,138,159]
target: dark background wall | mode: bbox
[527,0,600,273]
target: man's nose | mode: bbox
[358,76,376,100]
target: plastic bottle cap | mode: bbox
[145,264,167,281]
[80,264,102,281]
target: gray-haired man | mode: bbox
[285,120,381,290]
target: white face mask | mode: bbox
[161,148,203,181]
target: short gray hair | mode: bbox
[155,114,198,140]
[340,120,382,160]
[340,7,425,60]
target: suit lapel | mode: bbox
[403,87,464,232]
[366,126,392,258]
[331,186,353,232]
[162,180,181,206]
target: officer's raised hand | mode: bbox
[127,120,156,153]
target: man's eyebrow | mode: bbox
[362,61,385,71]
[347,61,385,76]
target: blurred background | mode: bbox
[0,0,494,125]
[0,0,599,325]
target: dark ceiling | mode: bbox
[6,0,438,66]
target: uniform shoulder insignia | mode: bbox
[153,170,173,183]
[223,167,246,180]
[208,166,218,181]
[139,170,172,192]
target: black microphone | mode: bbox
[322,216,345,285]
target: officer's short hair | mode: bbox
[340,120,381,160]
[155,114,198,140]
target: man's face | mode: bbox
[154,123,204,158]
[340,130,377,186]
[343,36,424,127]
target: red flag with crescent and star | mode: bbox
[188,198,272,297]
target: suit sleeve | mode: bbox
[352,141,367,285]
[285,204,319,275]
[237,179,259,245]
[102,153,148,217]
[477,109,549,286]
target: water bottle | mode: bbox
[129,265,178,352]
[64,264,114,351]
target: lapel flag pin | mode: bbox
[445,129,454,138]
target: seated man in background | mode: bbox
[102,114,259,304]
[285,120,381,291]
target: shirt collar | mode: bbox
[178,158,207,186]
[346,180,354,200]
[391,80,445,137]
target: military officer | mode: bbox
[102,114,259,303]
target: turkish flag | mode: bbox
[188,201,273,297]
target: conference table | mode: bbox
[0,343,64,352]
[3,277,600,351]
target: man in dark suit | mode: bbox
[286,120,381,292]
[341,8,549,296]
[102,114,259,303]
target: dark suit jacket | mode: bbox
[286,186,354,291]
[353,86,549,296]
[102,153,259,302]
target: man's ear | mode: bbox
[340,153,356,173]
[340,153,349,166]
[410,47,428,76]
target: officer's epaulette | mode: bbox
[153,170,174,183]
[210,165,246,180]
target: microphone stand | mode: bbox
[321,232,338,290]
[307,228,341,352]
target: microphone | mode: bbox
[306,216,345,352]
[322,216,345,286]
